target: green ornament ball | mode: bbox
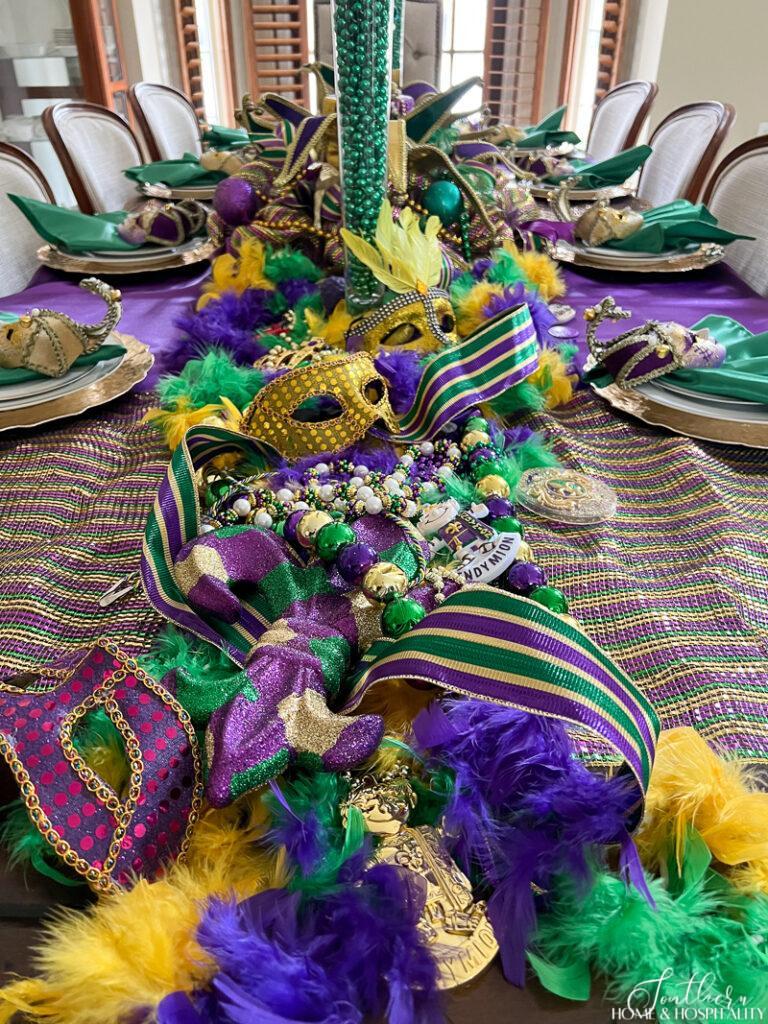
[423,180,464,226]
[529,585,569,614]
[491,516,525,537]
[381,596,427,638]
[315,521,357,561]
[466,416,489,432]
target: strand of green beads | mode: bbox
[392,0,405,81]
[331,0,393,313]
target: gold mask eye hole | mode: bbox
[291,394,344,423]
[381,322,420,347]
[440,312,456,334]
[363,377,385,405]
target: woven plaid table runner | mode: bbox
[1,389,767,761]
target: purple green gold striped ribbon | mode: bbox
[344,585,660,804]
[392,302,538,442]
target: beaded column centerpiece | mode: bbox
[331,0,393,312]
[392,0,405,82]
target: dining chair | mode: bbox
[637,101,735,207]
[42,101,144,214]
[128,82,203,161]
[586,80,658,162]
[703,135,768,296]
[0,143,56,297]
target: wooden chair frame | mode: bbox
[702,133,768,206]
[642,100,735,203]
[587,79,659,155]
[0,142,56,204]
[128,82,201,162]
[42,101,144,214]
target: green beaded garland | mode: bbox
[490,516,525,536]
[381,596,427,638]
[315,521,356,561]
[529,585,569,614]
[423,179,463,226]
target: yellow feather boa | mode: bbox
[637,727,768,892]
[0,798,282,1024]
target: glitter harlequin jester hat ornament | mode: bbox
[342,199,458,354]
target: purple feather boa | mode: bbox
[413,700,636,986]
[169,288,278,372]
[158,865,442,1024]
[482,283,557,346]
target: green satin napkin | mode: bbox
[0,321,126,386]
[124,153,226,188]
[8,195,137,253]
[665,315,768,404]
[201,125,251,149]
[517,129,581,150]
[607,200,753,253]
[528,105,567,133]
[551,145,652,188]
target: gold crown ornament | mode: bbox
[341,199,457,354]
[0,277,122,378]
[242,351,399,458]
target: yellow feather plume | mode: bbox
[455,282,504,337]
[526,348,576,410]
[356,679,436,773]
[502,240,565,302]
[197,238,275,310]
[0,797,283,1024]
[637,727,768,881]
[304,300,353,349]
[340,199,442,294]
[143,400,225,451]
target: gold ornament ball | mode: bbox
[476,474,511,498]
[296,509,333,547]
[516,540,533,562]
[461,429,491,451]
[361,561,409,603]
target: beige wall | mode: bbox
[651,0,768,148]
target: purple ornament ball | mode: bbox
[283,510,307,546]
[505,560,547,595]
[337,542,378,584]
[213,176,260,227]
[484,496,514,519]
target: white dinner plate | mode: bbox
[0,352,125,411]
[636,380,768,423]
[652,378,761,409]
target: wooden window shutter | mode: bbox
[242,0,310,105]
[484,0,551,124]
[174,2,206,120]
[595,0,627,100]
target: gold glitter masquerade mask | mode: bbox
[575,199,643,247]
[345,287,457,354]
[0,277,121,378]
[242,352,399,458]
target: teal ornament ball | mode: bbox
[315,521,356,561]
[423,180,464,226]
[381,596,427,638]
[529,585,569,614]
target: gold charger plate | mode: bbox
[141,182,217,201]
[593,381,768,449]
[37,238,215,276]
[548,239,724,273]
[0,332,153,432]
